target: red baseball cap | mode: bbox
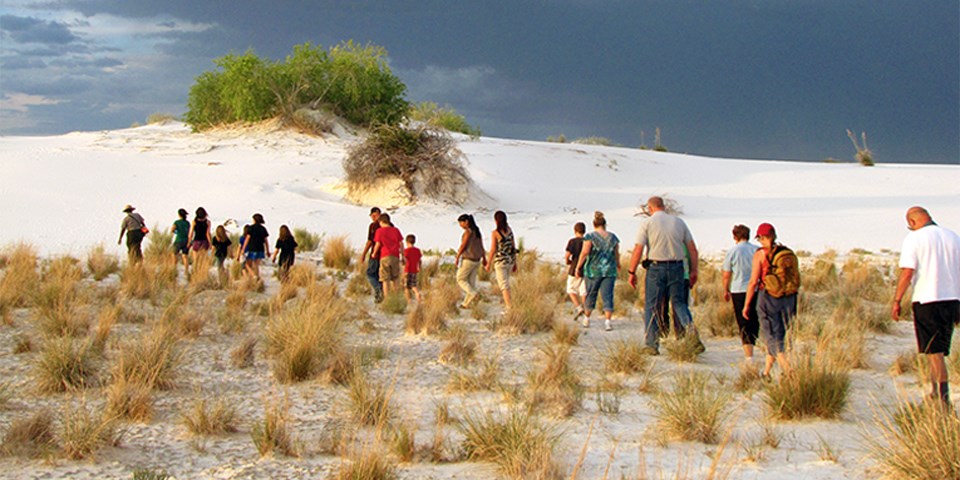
[755,223,776,238]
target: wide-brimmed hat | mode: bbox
[122,204,135,213]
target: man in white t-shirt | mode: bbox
[892,206,960,405]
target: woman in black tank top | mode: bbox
[189,206,212,257]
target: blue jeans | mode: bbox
[584,276,615,313]
[643,262,694,348]
[366,257,383,300]
[757,291,796,355]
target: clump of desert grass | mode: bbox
[866,397,960,480]
[551,319,580,346]
[34,336,100,393]
[816,315,871,369]
[1,409,56,458]
[105,374,154,421]
[653,371,731,444]
[801,252,839,293]
[733,361,763,393]
[180,397,239,436]
[143,225,173,259]
[347,370,394,427]
[86,244,120,281]
[59,401,123,460]
[456,407,562,479]
[695,296,738,338]
[265,280,349,383]
[602,338,650,374]
[661,331,704,363]
[119,257,177,301]
[405,282,458,335]
[763,349,850,420]
[495,264,561,335]
[322,234,353,270]
[334,447,398,480]
[526,344,583,417]
[387,421,416,462]
[829,294,891,334]
[92,304,120,350]
[592,376,625,415]
[0,243,40,319]
[111,322,182,392]
[839,256,888,303]
[888,351,918,376]
[251,394,298,457]
[187,253,217,292]
[34,255,88,337]
[231,336,257,369]
[438,324,476,365]
[218,283,249,334]
[293,227,322,252]
[446,355,501,392]
[380,291,407,315]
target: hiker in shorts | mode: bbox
[211,224,232,284]
[743,223,799,379]
[722,224,760,363]
[403,234,423,303]
[575,211,620,331]
[565,222,588,320]
[486,211,518,312]
[455,214,486,309]
[118,204,147,264]
[360,207,384,303]
[189,207,212,260]
[892,206,960,405]
[237,213,270,281]
[170,208,190,272]
[373,213,403,297]
[272,224,298,282]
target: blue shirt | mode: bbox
[722,241,758,294]
[583,231,620,278]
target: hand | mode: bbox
[723,291,731,302]
[512,263,518,273]
[689,271,698,288]
[742,307,750,319]
[891,301,901,321]
[628,273,637,289]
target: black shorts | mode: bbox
[405,272,419,289]
[731,292,760,346]
[912,300,959,355]
[174,241,189,255]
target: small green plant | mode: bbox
[293,227,322,252]
[145,113,176,125]
[408,101,480,136]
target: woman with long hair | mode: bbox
[575,211,620,331]
[188,207,212,274]
[272,224,298,282]
[237,213,270,281]
[486,210,517,311]
[455,214,486,308]
[211,224,232,283]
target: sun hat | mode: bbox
[755,223,776,238]
[123,204,135,212]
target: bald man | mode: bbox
[893,206,960,405]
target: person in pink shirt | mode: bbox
[403,234,423,303]
[373,213,403,296]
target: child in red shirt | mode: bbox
[403,234,423,302]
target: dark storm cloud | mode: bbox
[1,55,47,69]
[0,14,81,45]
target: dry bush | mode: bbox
[763,349,850,420]
[1,409,56,457]
[406,282,458,335]
[817,316,871,370]
[693,261,725,304]
[119,259,176,301]
[86,244,121,281]
[180,397,239,435]
[187,253,217,293]
[344,123,472,204]
[696,299,737,338]
[603,338,650,374]
[231,337,257,369]
[265,281,348,383]
[34,256,87,337]
[551,320,580,346]
[830,294,890,334]
[251,395,297,457]
[840,257,888,303]
[438,324,476,365]
[456,408,562,479]
[866,399,960,480]
[323,234,354,270]
[105,375,154,422]
[653,371,731,444]
[802,255,839,293]
[345,271,370,298]
[112,323,182,391]
[34,336,100,393]
[13,334,33,354]
[347,371,394,427]
[59,402,122,460]
[446,355,501,392]
[496,265,560,335]
[661,331,705,363]
[526,344,583,417]
[334,447,398,480]
[0,243,39,315]
[93,304,120,350]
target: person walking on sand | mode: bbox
[171,208,190,272]
[237,213,270,281]
[742,223,800,379]
[722,224,760,363]
[892,206,960,406]
[373,213,403,297]
[455,214,486,309]
[486,210,518,312]
[403,234,423,303]
[360,207,384,303]
[628,196,703,355]
[575,211,620,331]
[272,224,298,282]
[189,207,212,258]
[118,204,147,264]
[565,222,588,321]
[211,224,232,282]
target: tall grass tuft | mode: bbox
[265,281,348,383]
[112,323,182,391]
[446,355,500,392]
[496,264,560,335]
[0,243,39,316]
[661,331,704,363]
[34,256,87,337]
[602,338,650,374]
[334,447,399,480]
[231,336,257,369]
[59,402,122,460]
[763,350,850,420]
[144,224,173,260]
[34,336,100,393]
[293,227,322,252]
[653,371,731,444]
[187,253,217,292]
[105,374,154,421]
[1,409,56,457]
[251,394,297,457]
[551,320,580,346]
[526,344,583,417]
[180,397,239,435]
[322,234,353,269]
[438,324,476,365]
[406,281,458,335]
[457,408,561,479]
[347,371,393,427]
[380,291,407,315]
[866,398,960,480]
[86,244,120,281]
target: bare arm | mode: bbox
[205,220,212,244]
[722,271,732,302]
[892,268,914,321]
[575,240,592,279]
[486,231,499,271]
[628,243,645,288]
[456,231,469,265]
[742,250,764,317]
[686,240,699,288]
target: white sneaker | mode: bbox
[581,317,590,328]
[604,319,612,331]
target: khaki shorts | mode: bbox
[379,256,401,282]
[494,262,512,292]
[566,275,586,296]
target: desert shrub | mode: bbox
[406,281,458,335]
[526,344,583,417]
[653,371,731,444]
[866,399,960,480]
[86,244,120,281]
[1,409,56,457]
[251,396,297,457]
[105,375,154,421]
[840,257,888,303]
[321,233,352,268]
[603,338,650,374]
[58,402,122,460]
[187,253,217,293]
[180,397,239,436]
[551,320,580,346]
[763,351,850,420]
[817,317,871,370]
[290,227,321,253]
[661,331,705,363]
[144,224,174,260]
[34,336,100,393]
[546,134,567,143]
[446,355,500,392]
[457,408,561,479]
[572,136,614,146]
[388,421,416,462]
[146,112,176,124]
[380,291,407,315]
[347,371,393,427]
[847,129,874,166]
[495,265,560,335]
[0,243,39,313]
[334,448,398,480]
[408,101,480,136]
[343,123,470,203]
[34,256,87,337]
[438,325,476,365]
[112,323,182,391]
[265,282,348,383]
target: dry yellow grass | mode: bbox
[1,409,56,458]
[58,401,122,460]
[0,243,39,317]
[323,234,354,270]
[180,397,239,436]
[251,394,297,457]
[111,322,182,391]
[526,344,583,417]
[34,336,100,393]
[867,398,960,480]
[86,244,120,281]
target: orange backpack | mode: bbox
[763,245,800,298]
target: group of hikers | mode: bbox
[121,198,959,406]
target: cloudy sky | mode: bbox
[1,1,957,164]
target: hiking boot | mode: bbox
[604,319,612,331]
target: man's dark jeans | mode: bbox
[643,262,694,348]
[366,257,383,301]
